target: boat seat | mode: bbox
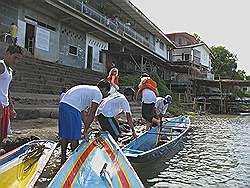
[124,148,144,153]
[162,126,186,130]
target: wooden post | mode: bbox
[219,76,222,114]
[193,97,196,111]
[204,97,207,112]
[141,55,144,73]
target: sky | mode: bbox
[129,0,250,75]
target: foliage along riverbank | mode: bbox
[120,72,190,116]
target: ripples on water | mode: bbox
[138,115,250,188]
[35,115,250,187]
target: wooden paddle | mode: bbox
[100,163,114,188]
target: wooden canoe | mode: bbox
[0,140,57,188]
[122,115,190,163]
[49,131,143,188]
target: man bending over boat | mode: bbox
[58,80,110,164]
[137,73,160,131]
[96,88,137,141]
[154,95,173,124]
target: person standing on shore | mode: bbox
[137,73,160,130]
[96,88,137,141]
[9,23,18,45]
[106,67,119,94]
[0,45,23,142]
[58,80,110,164]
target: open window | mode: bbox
[69,45,78,56]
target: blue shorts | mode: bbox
[58,102,82,140]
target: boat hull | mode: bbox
[49,132,143,188]
[123,115,190,163]
[0,140,56,188]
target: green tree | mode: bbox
[247,75,250,80]
[233,69,246,80]
[210,46,238,79]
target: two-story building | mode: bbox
[166,32,214,92]
[0,0,175,77]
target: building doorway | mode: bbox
[25,23,35,54]
[87,46,93,69]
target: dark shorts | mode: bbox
[142,102,155,123]
[58,102,82,140]
[97,114,121,141]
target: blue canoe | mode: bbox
[0,140,56,188]
[49,131,143,188]
[123,115,190,163]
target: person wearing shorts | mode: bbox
[58,80,110,164]
[96,88,137,141]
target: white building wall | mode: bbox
[194,45,210,69]
[85,34,108,73]
[154,39,167,59]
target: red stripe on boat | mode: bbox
[102,139,131,188]
[63,141,96,187]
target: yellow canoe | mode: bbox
[0,140,56,188]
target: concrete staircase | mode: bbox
[6,55,142,120]
[4,54,106,119]
[12,92,142,120]
[11,57,105,94]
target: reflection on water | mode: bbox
[35,115,250,187]
[138,115,250,188]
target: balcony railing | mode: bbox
[59,0,155,51]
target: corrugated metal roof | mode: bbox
[110,0,174,47]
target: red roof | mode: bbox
[166,32,199,45]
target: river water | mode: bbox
[136,115,250,188]
[36,115,250,187]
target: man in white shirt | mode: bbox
[155,95,173,123]
[58,80,110,164]
[0,45,22,143]
[96,88,137,141]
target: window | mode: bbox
[185,54,190,61]
[178,37,182,45]
[25,16,56,31]
[99,50,106,64]
[69,45,78,56]
[159,41,164,50]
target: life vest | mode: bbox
[137,77,157,95]
[107,75,119,85]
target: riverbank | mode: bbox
[2,114,250,187]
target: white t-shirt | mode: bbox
[0,60,12,107]
[142,88,156,104]
[155,97,169,115]
[96,92,131,117]
[60,85,102,112]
